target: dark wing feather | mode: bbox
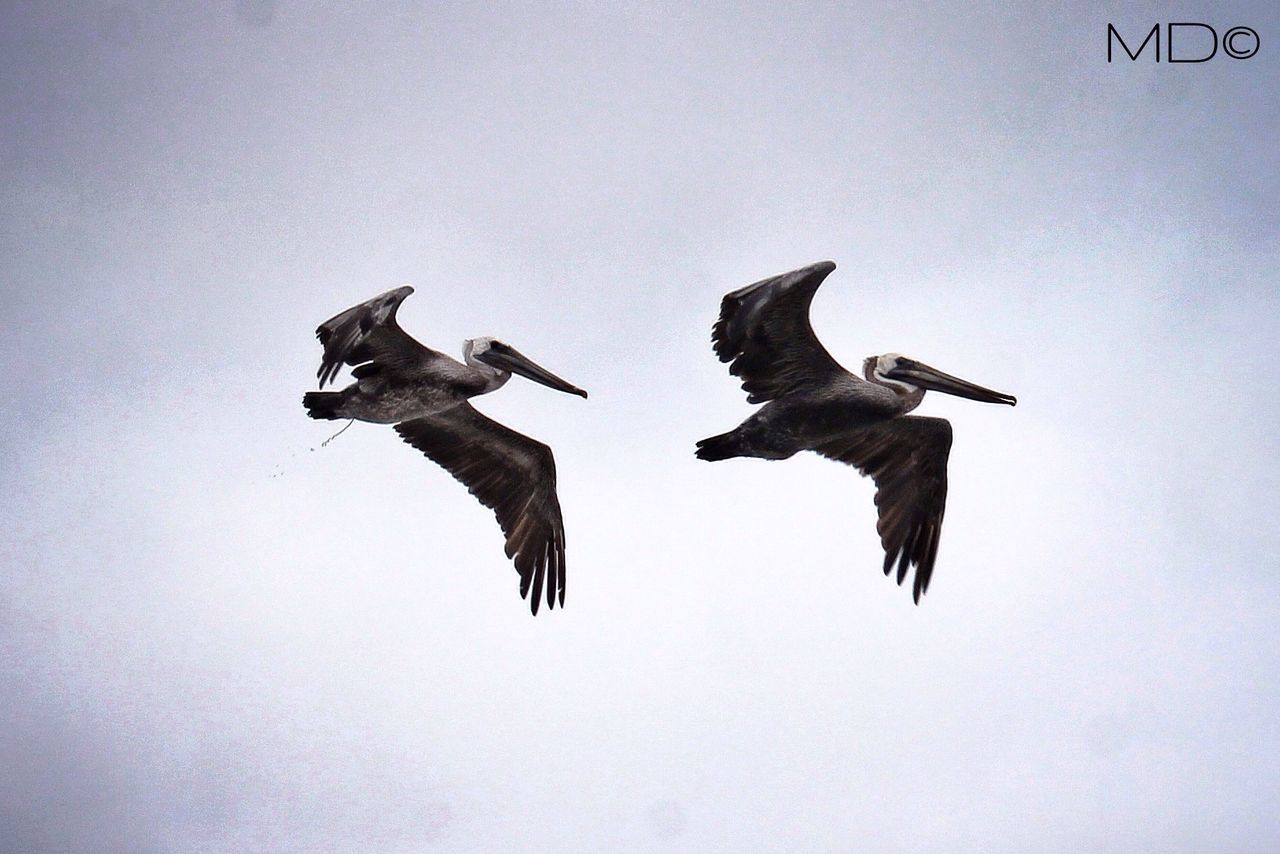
[315,286,444,387]
[813,416,953,603]
[394,402,567,615]
[711,261,848,403]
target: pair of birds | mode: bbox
[303,261,1017,614]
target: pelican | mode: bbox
[303,285,587,615]
[696,261,1016,602]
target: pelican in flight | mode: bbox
[303,286,587,615]
[696,261,1016,602]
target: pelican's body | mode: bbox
[706,376,910,460]
[303,286,587,615]
[697,261,1016,602]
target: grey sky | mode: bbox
[2,2,1278,851]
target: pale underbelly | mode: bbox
[346,382,465,424]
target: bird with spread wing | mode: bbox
[697,261,1016,602]
[303,286,587,614]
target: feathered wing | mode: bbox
[813,417,954,603]
[394,402,567,615]
[711,261,848,403]
[315,286,445,388]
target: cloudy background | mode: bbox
[2,1,1277,851]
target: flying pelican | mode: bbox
[696,261,1016,602]
[303,285,587,615]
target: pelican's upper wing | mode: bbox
[315,286,444,388]
[711,261,847,403]
[394,402,567,615]
[813,416,953,603]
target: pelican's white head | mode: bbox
[462,337,510,393]
[463,336,499,364]
[864,353,918,393]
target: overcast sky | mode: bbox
[2,2,1278,851]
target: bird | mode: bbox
[696,261,1016,603]
[303,285,587,615]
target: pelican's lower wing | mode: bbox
[394,402,566,615]
[813,416,953,603]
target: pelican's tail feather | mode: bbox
[303,391,345,420]
[695,430,743,462]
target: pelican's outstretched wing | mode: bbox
[395,402,567,615]
[813,416,953,603]
[315,286,445,387]
[711,261,849,404]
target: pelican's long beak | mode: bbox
[477,343,589,398]
[887,359,1017,406]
